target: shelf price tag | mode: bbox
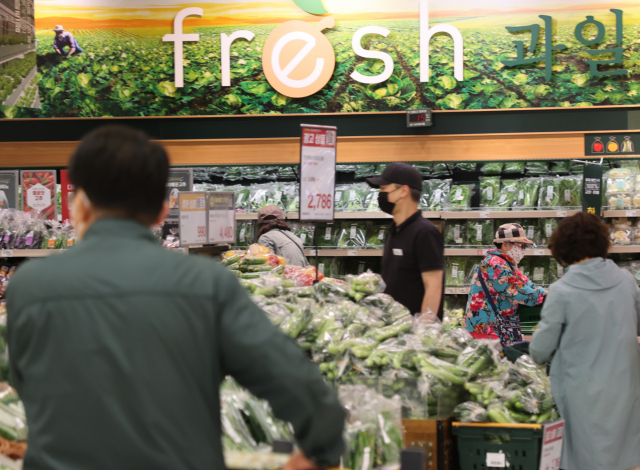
[444,287,456,295]
[347,250,358,256]
[538,420,565,470]
[456,288,468,295]
[178,192,208,246]
[299,124,337,222]
[207,192,236,244]
[626,210,638,217]
[479,211,491,219]
[307,249,317,256]
[556,211,567,217]
[1,250,13,257]
[486,452,506,468]
[534,249,545,256]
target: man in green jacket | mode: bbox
[6,126,346,470]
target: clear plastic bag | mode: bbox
[503,162,525,174]
[446,257,467,287]
[479,176,500,208]
[446,184,474,211]
[538,218,558,246]
[492,179,519,210]
[539,177,561,208]
[365,223,387,249]
[454,402,488,423]
[337,222,368,248]
[467,220,494,247]
[365,190,380,212]
[444,222,467,246]
[481,162,504,175]
[316,222,339,248]
[426,179,451,211]
[526,161,548,175]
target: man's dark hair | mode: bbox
[549,212,610,266]
[410,187,421,203]
[68,125,169,225]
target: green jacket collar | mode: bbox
[83,217,157,243]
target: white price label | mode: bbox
[486,187,493,200]
[208,193,236,244]
[626,210,638,217]
[239,228,246,243]
[452,264,459,278]
[318,263,325,275]
[539,420,565,470]
[1,250,12,257]
[533,267,545,282]
[325,227,332,240]
[179,192,208,246]
[456,287,468,295]
[486,452,506,467]
[546,224,553,237]
[477,249,487,256]
[300,126,337,222]
[445,287,456,294]
[347,250,358,256]
[534,249,545,256]
[476,226,483,241]
[274,191,282,202]
[350,225,357,239]
[556,210,567,217]
[378,229,385,241]
[307,249,317,256]
[527,226,535,239]
[454,225,461,242]
[300,233,307,243]
[479,211,491,219]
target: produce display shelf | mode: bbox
[439,210,580,220]
[444,248,552,256]
[0,249,63,258]
[444,287,470,295]
[304,249,383,257]
[603,210,640,217]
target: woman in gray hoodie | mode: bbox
[530,212,640,470]
[257,205,309,267]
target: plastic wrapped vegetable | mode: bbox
[446,184,474,211]
[456,162,477,172]
[426,179,451,211]
[531,258,550,285]
[550,160,570,175]
[454,402,488,423]
[518,258,532,279]
[526,161,548,175]
[317,222,339,248]
[419,180,431,210]
[284,183,300,213]
[340,185,368,212]
[548,258,564,284]
[521,220,539,246]
[539,178,561,208]
[503,162,525,174]
[467,220,494,247]
[365,190,380,212]
[292,223,315,247]
[366,223,388,249]
[413,163,432,176]
[522,177,541,208]
[347,271,386,301]
[481,162,504,175]
[333,185,349,212]
[432,163,451,176]
[479,176,500,207]
[249,185,270,213]
[337,222,368,248]
[234,186,251,213]
[608,193,634,209]
[444,222,467,246]
[538,219,558,246]
[606,174,634,194]
[492,179,519,210]
[487,401,516,424]
[235,220,255,248]
[559,176,582,208]
[355,165,377,179]
[446,257,467,287]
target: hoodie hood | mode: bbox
[561,257,624,290]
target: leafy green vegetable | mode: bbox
[337,222,368,248]
[446,257,467,287]
[444,222,467,246]
[432,163,451,177]
[366,223,388,248]
[559,176,582,207]
[317,222,339,248]
[550,161,570,175]
[336,185,368,212]
[539,178,561,208]
[413,164,432,176]
[467,220,494,246]
[365,190,380,212]
[530,258,550,285]
[292,223,316,247]
[503,162,525,174]
[419,180,431,210]
[521,219,540,246]
[548,258,564,284]
[526,162,549,175]
[447,184,474,211]
[479,176,500,207]
[456,163,477,172]
[492,180,518,210]
[235,220,255,248]
[522,178,541,208]
[538,218,559,246]
[481,162,504,175]
[426,179,451,211]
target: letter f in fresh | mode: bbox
[163,7,203,88]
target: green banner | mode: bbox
[3,0,640,118]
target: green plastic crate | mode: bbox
[452,423,543,470]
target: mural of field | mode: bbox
[3,0,640,117]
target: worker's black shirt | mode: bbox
[382,211,445,319]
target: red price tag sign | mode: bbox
[208,192,236,244]
[300,124,337,222]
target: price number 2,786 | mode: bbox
[308,194,332,210]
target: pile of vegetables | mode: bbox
[221,244,286,279]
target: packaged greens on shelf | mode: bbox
[511,180,526,208]
[236,220,255,248]
[521,178,541,209]
[491,179,519,210]
[243,166,266,180]
[265,184,287,211]
[467,220,494,246]
[366,223,388,249]
[314,258,342,278]
[426,179,451,211]
[550,161,570,175]
[365,190,380,212]
[337,184,368,212]
[317,222,340,247]
[446,258,467,287]
[465,258,482,285]
[233,186,252,213]
[355,165,377,179]
[278,166,297,180]
[518,258,532,279]
[337,222,368,248]
[412,163,432,176]
[419,180,431,209]
[480,162,504,175]
[293,223,316,247]
[444,222,467,246]
[522,219,540,245]
[337,165,356,174]
[248,186,269,213]
[559,176,582,208]
[456,162,477,172]
[284,184,300,213]
[548,258,564,284]
[570,161,585,175]
[432,163,451,176]
[479,176,500,207]
[333,185,349,212]
[503,162,525,174]
[223,167,244,181]
[539,178,561,208]
[531,258,550,285]
[539,218,558,246]
[526,161,549,175]
[446,184,474,211]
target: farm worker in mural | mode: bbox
[52,25,83,57]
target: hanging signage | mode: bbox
[582,164,604,215]
[21,170,57,220]
[166,168,194,220]
[178,191,207,246]
[207,192,236,244]
[60,170,75,222]
[585,132,640,156]
[0,172,19,211]
[299,124,337,222]
[538,420,565,470]
[7,1,640,119]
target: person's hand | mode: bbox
[282,452,319,470]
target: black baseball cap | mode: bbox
[366,163,423,191]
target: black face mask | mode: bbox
[378,188,400,215]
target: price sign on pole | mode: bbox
[178,192,207,246]
[299,124,337,222]
[208,192,236,244]
[538,420,565,470]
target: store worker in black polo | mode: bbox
[367,163,445,319]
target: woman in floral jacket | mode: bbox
[465,223,547,345]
